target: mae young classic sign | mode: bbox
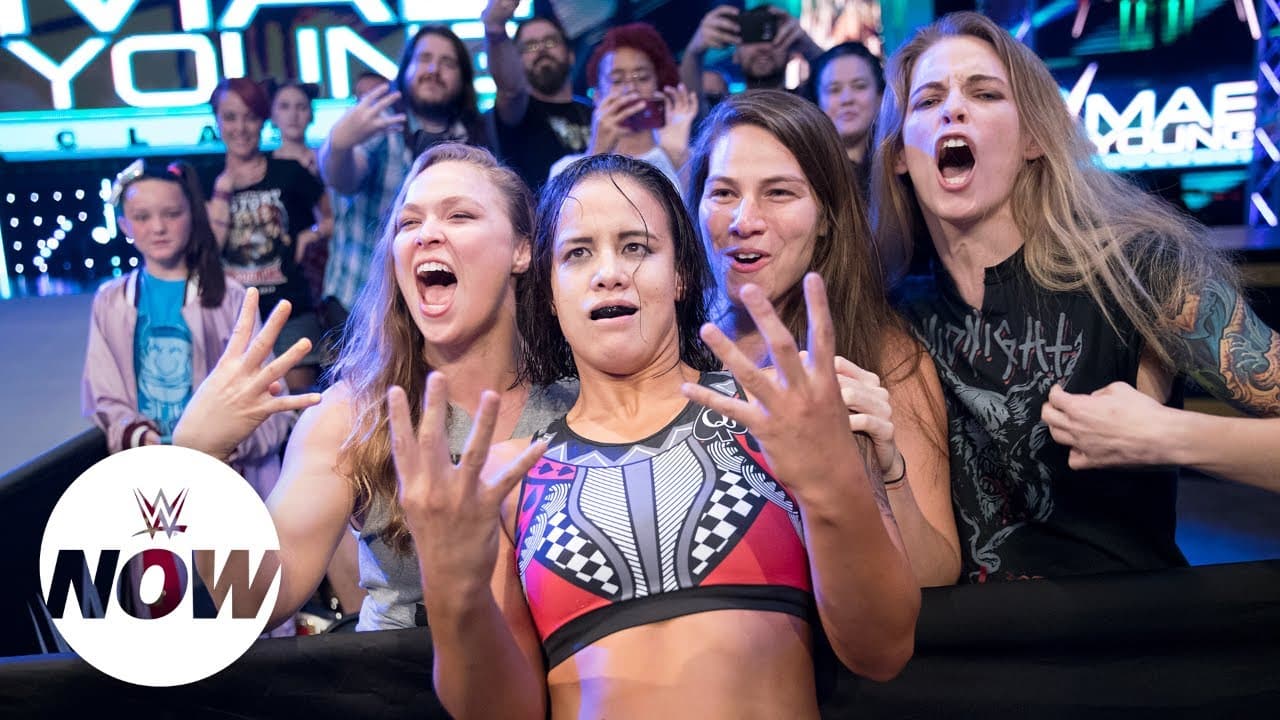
[0,1,1256,170]
[0,0,524,157]
[1080,80,1256,171]
[0,0,517,109]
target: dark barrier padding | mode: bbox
[1,560,1277,719]
[0,629,446,719]
[3,431,1278,716]
[0,427,107,656]
[824,560,1280,718]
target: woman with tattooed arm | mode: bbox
[873,12,1280,583]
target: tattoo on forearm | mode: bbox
[861,446,899,527]
[844,434,901,527]
[1175,278,1280,416]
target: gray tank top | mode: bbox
[354,381,577,631]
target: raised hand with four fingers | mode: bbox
[388,373,548,593]
[680,274,872,505]
[172,288,322,462]
[327,82,406,152]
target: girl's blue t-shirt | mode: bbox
[133,272,193,442]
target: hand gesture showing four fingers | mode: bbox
[681,274,865,503]
[389,373,548,590]
[171,288,321,462]
[329,82,406,151]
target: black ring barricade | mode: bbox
[1,429,1278,718]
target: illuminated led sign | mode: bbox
[0,1,1258,172]
[0,0,526,158]
[1080,81,1256,171]
[1,1,525,108]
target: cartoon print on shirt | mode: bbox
[224,188,291,290]
[916,310,1083,581]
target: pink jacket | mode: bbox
[80,270,292,499]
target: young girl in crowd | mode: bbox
[268,80,322,175]
[873,12,1280,583]
[547,23,696,193]
[267,79,336,369]
[82,159,291,498]
[393,154,919,719]
[208,77,328,392]
[686,90,959,586]
[173,144,575,632]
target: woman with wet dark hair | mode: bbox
[391,153,919,718]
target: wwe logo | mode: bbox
[132,488,189,539]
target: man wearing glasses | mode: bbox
[484,0,593,190]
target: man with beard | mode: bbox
[680,4,821,110]
[483,0,592,190]
[318,25,489,329]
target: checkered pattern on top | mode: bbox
[541,509,622,597]
[690,465,764,579]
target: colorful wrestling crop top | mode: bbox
[514,370,813,667]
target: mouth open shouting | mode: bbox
[936,136,975,190]
[415,260,457,317]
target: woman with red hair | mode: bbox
[547,22,697,192]
[206,77,328,392]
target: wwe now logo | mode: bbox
[45,486,278,621]
[40,446,282,686]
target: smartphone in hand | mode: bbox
[737,6,779,43]
[621,98,666,132]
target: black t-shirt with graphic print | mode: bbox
[896,247,1187,583]
[495,96,592,191]
[201,157,323,316]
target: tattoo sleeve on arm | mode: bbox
[1174,277,1280,416]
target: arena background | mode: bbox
[0,0,1276,614]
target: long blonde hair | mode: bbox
[871,11,1235,368]
[333,143,534,554]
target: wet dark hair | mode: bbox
[113,160,226,308]
[394,24,481,127]
[519,155,718,384]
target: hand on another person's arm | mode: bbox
[1042,381,1280,491]
[681,275,919,681]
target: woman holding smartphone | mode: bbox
[547,22,696,192]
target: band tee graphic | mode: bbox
[224,188,291,292]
